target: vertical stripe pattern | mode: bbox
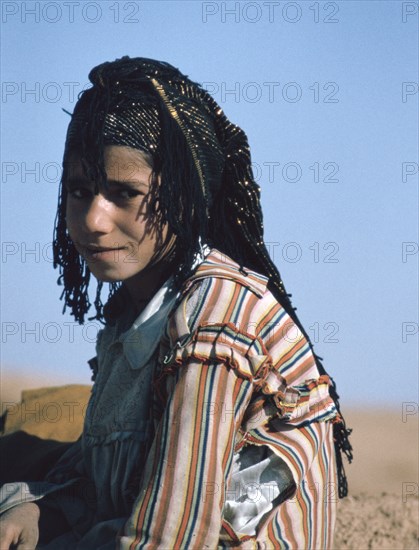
[119,249,340,549]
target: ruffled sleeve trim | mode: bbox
[158,322,270,383]
[158,322,337,431]
[242,371,338,431]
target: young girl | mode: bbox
[0,56,352,549]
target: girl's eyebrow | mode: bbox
[106,179,150,188]
[64,177,89,187]
[64,177,149,189]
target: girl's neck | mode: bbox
[123,254,177,315]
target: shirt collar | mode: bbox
[118,277,179,370]
[117,246,210,370]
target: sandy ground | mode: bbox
[334,409,418,549]
[1,382,418,549]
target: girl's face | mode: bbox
[65,145,174,289]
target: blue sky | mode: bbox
[1,0,418,407]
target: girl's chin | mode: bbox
[87,265,126,283]
[87,263,146,284]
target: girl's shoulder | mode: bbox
[172,247,281,337]
[158,249,274,383]
[161,248,300,378]
[160,248,336,426]
[183,248,270,300]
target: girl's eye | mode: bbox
[115,189,143,200]
[65,184,144,202]
[67,187,91,200]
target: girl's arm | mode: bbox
[119,360,253,550]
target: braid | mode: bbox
[53,181,93,323]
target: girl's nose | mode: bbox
[83,194,114,234]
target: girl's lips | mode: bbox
[82,245,127,261]
[87,247,124,252]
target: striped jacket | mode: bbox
[119,248,339,549]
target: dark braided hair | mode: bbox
[53,56,352,497]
